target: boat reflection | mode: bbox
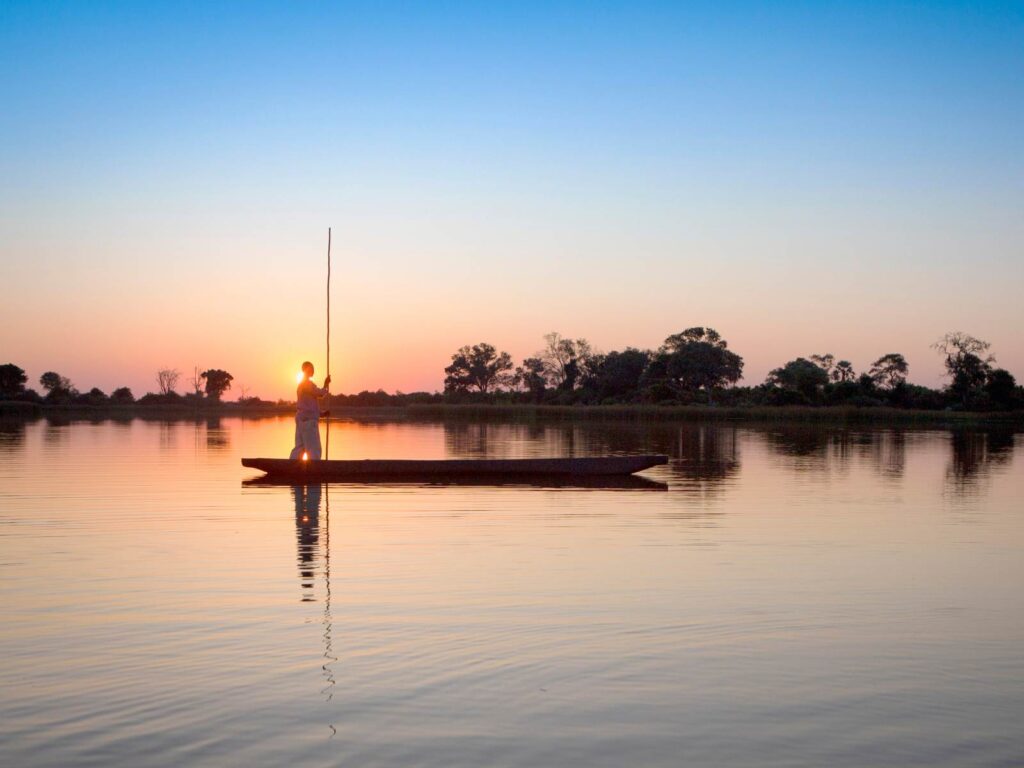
[246,473,667,491]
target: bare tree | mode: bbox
[933,332,994,406]
[538,332,595,389]
[156,368,181,395]
[188,366,204,395]
[932,332,994,380]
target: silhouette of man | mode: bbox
[289,361,331,460]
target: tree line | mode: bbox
[0,365,239,406]
[437,329,1021,411]
[3,329,1020,412]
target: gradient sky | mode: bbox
[1,1,1021,400]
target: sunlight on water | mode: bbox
[1,416,1022,767]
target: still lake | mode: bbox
[1,415,1022,767]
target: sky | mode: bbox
[1,1,1021,400]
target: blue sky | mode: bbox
[1,1,1021,396]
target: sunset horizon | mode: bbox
[3,4,1023,767]
[3,2,1021,402]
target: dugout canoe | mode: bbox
[242,473,668,490]
[241,455,667,481]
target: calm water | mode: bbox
[1,416,1022,767]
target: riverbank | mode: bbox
[3,400,1023,427]
[398,404,1024,426]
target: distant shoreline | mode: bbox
[3,400,1023,427]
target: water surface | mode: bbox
[1,417,1022,767]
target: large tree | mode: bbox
[585,348,651,403]
[933,332,993,379]
[868,353,909,389]
[652,327,743,403]
[951,354,991,407]
[767,358,830,401]
[513,357,547,401]
[933,332,993,406]
[832,360,856,382]
[984,369,1018,410]
[538,332,594,390]
[0,364,27,398]
[444,343,513,394]
[200,369,234,401]
[111,387,135,404]
[985,369,1017,410]
[39,371,74,395]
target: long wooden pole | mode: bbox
[325,227,331,460]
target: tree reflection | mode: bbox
[862,430,906,481]
[668,425,740,485]
[204,417,230,451]
[946,429,1017,495]
[444,422,495,457]
[42,416,70,448]
[444,421,583,459]
[158,420,177,451]
[0,419,27,453]
[763,425,831,459]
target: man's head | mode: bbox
[301,361,314,379]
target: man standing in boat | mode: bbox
[289,361,331,460]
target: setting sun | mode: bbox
[295,371,304,384]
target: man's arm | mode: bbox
[312,376,332,397]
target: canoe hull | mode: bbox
[241,455,667,480]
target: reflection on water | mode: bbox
[0,419,26,452]
[946,429,1017,496]
[670,424,740,488]
[1,416,1022,768]
[293,484,322,602]
[291,483,337,718]
[867,429,906,481]
[204,417,231,451]
[158,419,177,451]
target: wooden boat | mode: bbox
[241,455,667,481]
